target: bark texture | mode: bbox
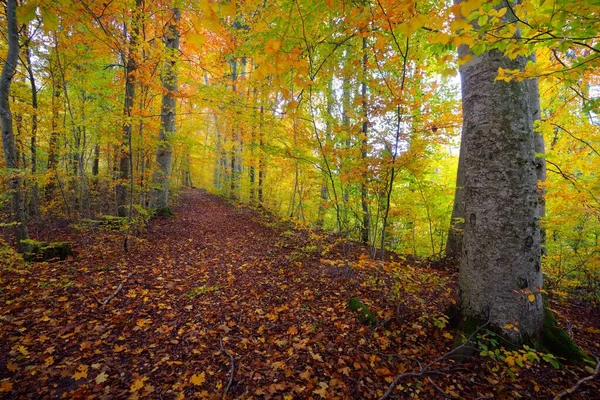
[1,0,30,249]
[458,47,544,341]
[151,6,180,211]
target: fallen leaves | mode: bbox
[0,190,597,399]
[73,364,88,380]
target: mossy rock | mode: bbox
[78,216,127,231]
[348,297,377,327]
[153,207,175,217]
[21,239,72,262]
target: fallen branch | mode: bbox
[220,336,236,398]
[379,321,488,400]
[554,355,600,400]
[98,272,135,306]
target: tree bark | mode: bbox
[457,43,544,341]
[1,0,30,249]
[150,5,180,211]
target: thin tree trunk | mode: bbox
[1,0,29,249]
[117,1,141,217]
[23,36,40,220]
[150,5,180,211]
[360,35,370,244]
[445,135,466,260]
[529,67,546,254]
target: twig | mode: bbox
[220,336,235,398]
[379,321,489,400]
[0,315,15,324]
[98,272,135,306]
[554,355,600,400]
[427,377,453,399]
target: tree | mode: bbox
[455,35,544,344]
[150,4,180,213]
[1,0,30,250]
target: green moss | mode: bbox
[348,297,377,327]
[540,304,592,366]
[153,207,175,217]
[21,240,72,262]
[451,316,489,360]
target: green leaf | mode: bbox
[40,7,59,31]
[16,1,38,24]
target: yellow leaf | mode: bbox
[95,372,108,384]
[505,356,515,367]
[528,294,535,302]
[16,345,28,356]
[58,296,68,302]
[313,382,329,398]
[190,372,206,386]
[43,356,54,367]
[73,364,88,380]
[136,318,151,327]
[130,376,147,393]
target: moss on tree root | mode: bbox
[449,300,593,366]
[540,302,592,366]
[153,207,175,217]
[348,298,377,327]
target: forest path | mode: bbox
[1,189,598,398]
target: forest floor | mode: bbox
[1,189,599,399]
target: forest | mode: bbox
[1,0,599,398]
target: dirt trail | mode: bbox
[1,189,598,399]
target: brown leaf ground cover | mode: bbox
[1,189,598,399]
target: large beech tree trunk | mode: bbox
[151,6,180,211]
[1,0,29,249]
[457,43,544,340]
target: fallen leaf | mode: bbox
[313,382,329,398]
[130,376,148,392]
[0,381,13,393]
[95,372,108,384]
[190,372,206,386]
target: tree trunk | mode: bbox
[445,136,466,260]
[1,0,29,249]
[529,69,546,253]
[150,5,180,211]
[117,1,141,217]
[360,35,370,244]
[46,48,61,200]
[23,37,40,220]
[457,43,543,341]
